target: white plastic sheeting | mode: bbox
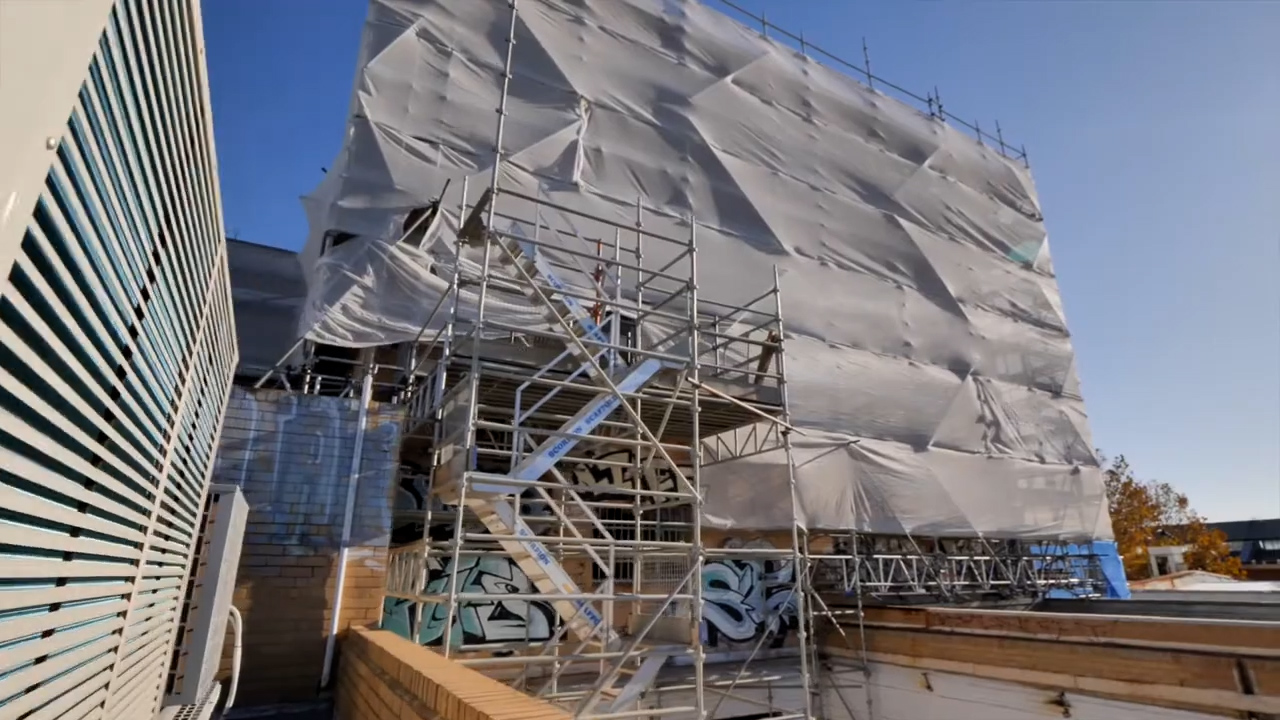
[300,0,1112,540]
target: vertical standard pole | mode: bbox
[319,360,375,687]
[687,216,707,719]
[419,175,471,639]
[862,37,874,90]
[774,266,815,719]
[850,528,874,720]
[632,205,645,627]
[442,0,518,656]
[612,228,622,369]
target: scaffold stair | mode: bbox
[462,189,616,383]
[602,649,673,713]
[436,195,687,650]
[469,355,665,495]
[461,494,614,645]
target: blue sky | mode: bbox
[202,1,1279,522]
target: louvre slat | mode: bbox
[0,654,115,718]
[147,537,185,554]
[0,582,132,613]
[105,636,167,708]
[117,598,178,638]
[0,558,135,580]
[18,223,131,373]
[0,617,124,673]
[114,2,200,332]
[12,251,164,444]
[0,481,145,545]
[137,576,182,595]
[0,599,129,644]
[31,685,109,720]
[106,665,162,720]
[0,525,141,561]
[0,314,161,486]
[0,446,148,529]
[0,634,118,699]
[44,162,180,398]
[0,397,154,515]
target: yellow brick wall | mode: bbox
[224,544,388,705]
[337,627,571,720]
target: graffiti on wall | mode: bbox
[213,387,402,551]
[568,449,691,497]
[702,539,798,649]
[394,450,692,515]
[381,554,556,650]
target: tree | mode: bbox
[1102,454,1244,580]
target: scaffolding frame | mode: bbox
[372,6,820,718]
[236,1,1113,716]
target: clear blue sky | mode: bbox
[202,1,1280,522]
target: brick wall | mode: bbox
[213,387,405,706]
[337,627,570,720]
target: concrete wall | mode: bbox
[212,387,405,706]
[822,605,1280,718]
[824,663,1222,720]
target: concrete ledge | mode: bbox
[337,627,570,720]
[823,605,1280,717]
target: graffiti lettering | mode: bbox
[569,450,691,497]
[382,554,556,650]
[702,539,798,649]
[394,452,691,519]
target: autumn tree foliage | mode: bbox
[1103,454,1244,580]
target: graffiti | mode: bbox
[569,449,691,497]
[214,388,401,551]
[702,539,798,649]
[392,450,690,520]
[381,554,556,650]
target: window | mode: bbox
[1258,539,1280,551]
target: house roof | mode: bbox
[226,238,306,376]
[1208,518,1280,542]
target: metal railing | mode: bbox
[710,0,1031,167]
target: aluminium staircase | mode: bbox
[427,202,684,647]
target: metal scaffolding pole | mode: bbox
[440,0,518,657]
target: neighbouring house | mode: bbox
[1209,517,1280,581]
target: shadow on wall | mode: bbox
[212,387,405,707]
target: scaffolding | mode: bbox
[241,1,1113,717]
[324,8,820,718]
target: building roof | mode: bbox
[226,238,306,377]
[1129,569,1280,593]
[1208,518,1280,541]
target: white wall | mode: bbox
[0,0,114,269]
[823,663,1222,720]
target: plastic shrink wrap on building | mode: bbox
[297,0,1112,541]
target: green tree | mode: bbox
[1102,454,1243,580]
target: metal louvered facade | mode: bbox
[0,1,237,718]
